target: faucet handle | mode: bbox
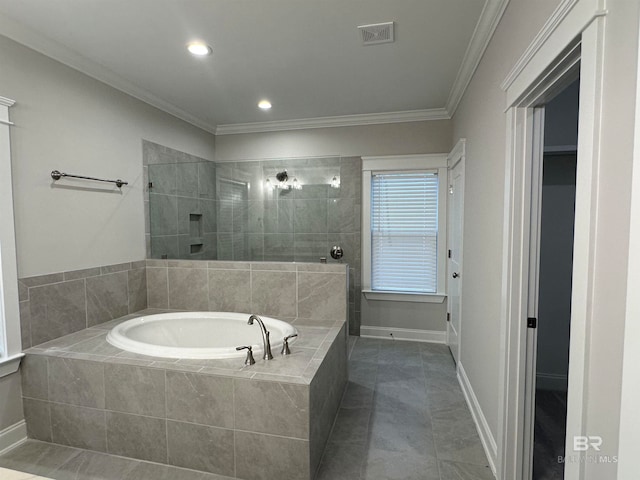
[236,345,256,366]
[281,334,298,355]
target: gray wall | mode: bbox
[450,0,570,446]
[215,120,453,161]
[452,0,639,473]
[0,35,216,278]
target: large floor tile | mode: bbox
[438,460,495,480]
[51,451,138,480]
[362,448,440,480]
[0,442,81,478]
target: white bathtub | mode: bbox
[106,312,297,360]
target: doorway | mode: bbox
[447,139,465,364]
[530,80,579,480]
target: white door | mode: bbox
[447,141,465,363]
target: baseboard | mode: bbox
[360,325,446,344]
[536,372,568,391]
[457,363,498,478]
[0,420,27,455]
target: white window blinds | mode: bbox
[371,172,439,293]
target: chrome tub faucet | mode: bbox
[248,314,273,360]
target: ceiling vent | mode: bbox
[358,22,394,45]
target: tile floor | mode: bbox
[0,337,493,480]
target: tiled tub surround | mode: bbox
[20,309,348,480]
[18,261,148,349]
[146,260,348,324]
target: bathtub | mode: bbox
[106,311,297,359]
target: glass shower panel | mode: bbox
[148,160,217,260]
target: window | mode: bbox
[362,155,447,302]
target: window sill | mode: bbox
[0,354,24,378]
[362,290,446,303]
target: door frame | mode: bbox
[497,1,606,479]
[446,138,466,363]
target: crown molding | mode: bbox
[0,14,217,134]
[500,0,594,91]
[0,96,15,107]
[215,108,450,135]
[445,0,510,117]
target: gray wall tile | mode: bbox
[177,163,199,197]
[208,269,250,312]
[298,273,347,320]
[128,268,148,313]
[167,420,234,476]
[105,364,166,417]
[146,267,168,308]
[149,163,177,194]
[251,271,297,317]
[150,235,180,259]
[20,300,31,350]
[150,194,178,236]
[168,268,208,310]
[166,371,233,428]
[51,403,107,452]
[234,379,309,438]
[294,199,327,234]
[63,267,102,281]
[235,431,310,480]
[18,280,29,301]
[48,357,105,408]
[23,398,52,442]
[86,272,129,326]
[21,354,48,400]
[101,263,132,274]
[107,412,167,463]
[29,279,87,346]
[20,273,64,288]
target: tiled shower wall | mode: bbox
[143,141,362,335]
[18,261,147,349]
[143,140,217,260]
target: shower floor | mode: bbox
[1,337,492,480]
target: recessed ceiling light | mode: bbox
[187,42,212,57]
[258,100,272,110]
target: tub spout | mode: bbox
[248,314,274,360]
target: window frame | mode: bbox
[361,154,448,303]
[0,96,23,377]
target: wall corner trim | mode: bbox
[458,362,498,476]
[446,0,510,117]
[0,420,27,456]
[215,109,451,135]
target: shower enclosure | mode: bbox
[143,140,362,333]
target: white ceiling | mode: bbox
[0,0,504,134]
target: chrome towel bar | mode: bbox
[51,170,128,188]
